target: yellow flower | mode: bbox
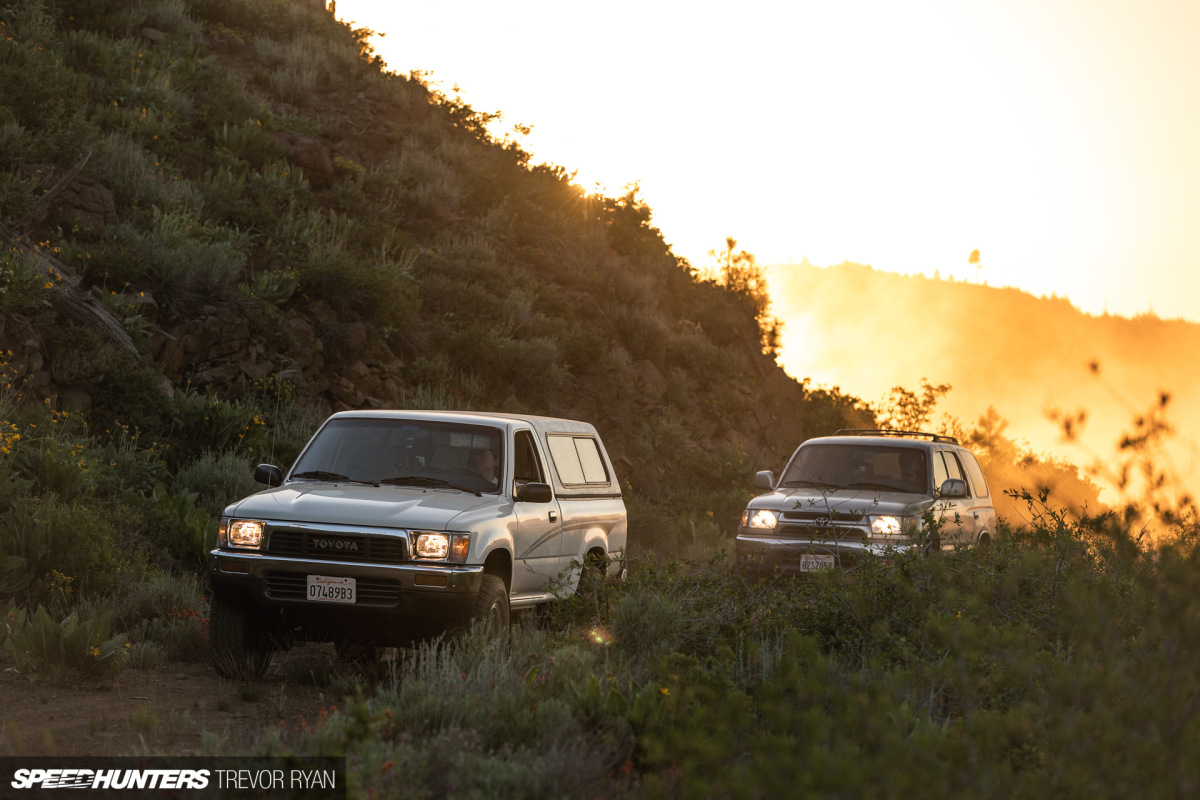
[660,688,669,696]
[89,646,100,657]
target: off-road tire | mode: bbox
[576,551,607,598]
[463,574,509,637]
[209,595,271,680]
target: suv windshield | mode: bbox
[780,444,928,494]
[291,418,504,494]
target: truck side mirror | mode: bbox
[938,478,967,498]
[754,471,775,490]
[517,482,553,503]
[255,464,283,487]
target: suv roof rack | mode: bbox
[834,428,960,444]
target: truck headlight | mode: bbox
[413,531,471,562]
[869,515,910,539]
[227,519,265,549]
[741,509,779,529]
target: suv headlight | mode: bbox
[741,509,779,530]
[225,519,265,549]
[869,515,913,539]
[412,531,471,562]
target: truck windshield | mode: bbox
[780,444,928,494]
[290,418,504,494]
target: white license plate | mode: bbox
[799,554,835,572]
[307,575,356,604]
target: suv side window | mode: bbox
[513,430,545,491]
[959,450,991,498]
[940,451,969,495]
[932,451,949,491]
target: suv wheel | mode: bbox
[465,574,509,637]
[209,595,271,680]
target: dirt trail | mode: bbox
[0,644,357,757]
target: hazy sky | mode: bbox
[335,0,1200,322]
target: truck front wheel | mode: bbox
[464,574,509,637]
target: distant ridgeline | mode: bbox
[768,261,1200,518]
[0,0,870,550]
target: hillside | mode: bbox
[0,0,869,559]
[768,261,1200,514]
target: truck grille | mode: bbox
[266,528,406,564]
[263,572,402,606]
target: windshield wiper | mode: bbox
[292,470,379,487]
[847,481,901,492]
[782,480,828,488]
[380,476,481,496]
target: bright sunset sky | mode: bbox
[335,0,1200,323]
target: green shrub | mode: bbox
[137,482,216,569]
[0,498,143,604]
[5,605,129,681]
[90,571,209,661]
[139,0,203,38]
[165,388,265,467]
[242,267,298,306]
[0,4,90,138]
[12,438,93,502]
[92,424,169,495]
[184,0,292,36]
[0,249,53,314]
[87,355,173,445]
[172,450,257,517]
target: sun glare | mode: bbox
[336,0,1200,320]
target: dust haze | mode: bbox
[767,262,1200,518]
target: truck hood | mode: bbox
[224,484,493,531]
[752,487,935,518]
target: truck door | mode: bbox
[510,429,564,597]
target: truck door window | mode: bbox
[514,430,545,491]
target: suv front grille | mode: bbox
[263,572,401,606]
[782,510,865,523]
[266,528,407,564]
[777,510,867,542]
[777,523,867,543]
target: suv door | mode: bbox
[933,450,977,547]
[957,450,997,542]
[510,429,564,597]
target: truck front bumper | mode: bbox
[209,549,485,620]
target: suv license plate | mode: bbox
[307,575,356,604]
[799,554,834,572]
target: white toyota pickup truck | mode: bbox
[208,410,627,677]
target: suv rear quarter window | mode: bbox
[959,450,991,498]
